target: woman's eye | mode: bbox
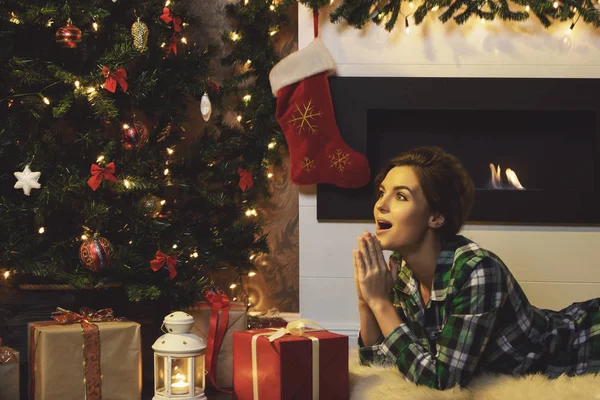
[378,190,384,198]
[396,193,407,201]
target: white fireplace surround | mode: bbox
[296,3,600,345]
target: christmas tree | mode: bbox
[0,0,293,309]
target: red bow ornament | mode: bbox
[151,251,178,280]
[88,162,118,191]
[238,168,254,192]
[165,35,177,55]
[160,7,182,32]
[102,66,128,93]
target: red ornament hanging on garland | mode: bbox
[79,236,114,271]
[120,120,149,150]
[55,18,82,48]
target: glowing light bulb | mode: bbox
[97,155,104,163]
[270,5,275,10]
[269,30,278,36]
[237,115,242,122]
[160,200,166,205]
[243,94,251,102]
[74,80,80,89]
[431,5,440,10]
[525,5,530,11]
[167,148,174,155]
[92,22,98,31]
[164,168,170,176]
[38,227,45,234]
[248,271,257,277]
[123,179,131,188]
[172,244,178,249]
[553,1,559,8]
[267,173,274,178]
[42,97,50,105]
[268,142,276,149]
[231,32,240,41]
[81,234,88,240]
[3,271,9,279]
[181,37,187,44]
[230,283,237,289]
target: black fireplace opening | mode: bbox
[316,77,600,225]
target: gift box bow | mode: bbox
[51,307,122,324]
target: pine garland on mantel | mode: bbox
[301,0,600,31]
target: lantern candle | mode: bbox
[171,373,189,394]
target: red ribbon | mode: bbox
[160,7,182,32]
[238,168,254,192]
[88,162,118,191]
[102,66,128,93]
[150,251,178,280]
[51,307,120,324]
[165,35,177,55]
[204,289,231,393]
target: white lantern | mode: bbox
[152,311,207,399]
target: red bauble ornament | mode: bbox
[79,236,114,272]
[120,120,149,150]
[56,19,82,48]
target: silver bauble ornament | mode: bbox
[200,92,212,121]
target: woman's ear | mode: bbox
[429,212,445,229]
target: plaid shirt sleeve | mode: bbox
[358,331,392,366]
[375,257,508,389]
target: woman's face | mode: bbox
[373,166,436,252]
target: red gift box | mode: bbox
[233,327,349,400]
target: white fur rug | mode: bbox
[348,349,600,400]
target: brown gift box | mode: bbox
[28,321,141,400]
[0,343,19,400]
[187,302,247,389]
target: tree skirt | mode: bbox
[348,349,600,400]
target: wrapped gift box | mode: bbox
[28,320,141,400]
[187,301,247,389]
[0,340,19,400]
[233,328,349,400]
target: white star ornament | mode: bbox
[14,165,41,196]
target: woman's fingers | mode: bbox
[355,248,366,278]
[364,232,384,272]
[373,239,388,270]
[358,236,371,270]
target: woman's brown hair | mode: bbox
[374,146,474,238]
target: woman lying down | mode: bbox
[354,146,600,390]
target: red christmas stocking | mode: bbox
[269,38,370,188]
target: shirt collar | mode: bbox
[392,235,471,301]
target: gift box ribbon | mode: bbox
[251,319,326,400]
[29,307,122,400]
[204,290,232,393]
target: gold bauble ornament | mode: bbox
[131,18,148,51]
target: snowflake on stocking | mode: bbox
[328,149,351,172]
[302,157,315,173]
[288,99,322,135]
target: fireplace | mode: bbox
[317,77,600,225]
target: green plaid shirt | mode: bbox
[358,235,600,389]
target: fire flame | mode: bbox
[489,163,525,190]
